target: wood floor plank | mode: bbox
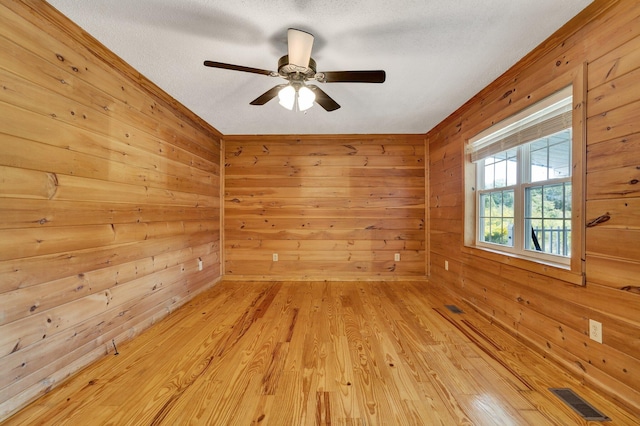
[2,280,637,425]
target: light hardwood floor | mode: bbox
[3,281,637,425]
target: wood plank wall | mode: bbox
[427,0,640,415]
[0,0,222,419]
[224,135,426,280]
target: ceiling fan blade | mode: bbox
[204,60,275,77]
[250,84,288,105]
[287,28,314,68]
[308,85,340,111]
[320,70,386,83]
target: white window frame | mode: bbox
[462,66,586,285]
[475,134,573,265]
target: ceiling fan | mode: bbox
[204,28,386,112]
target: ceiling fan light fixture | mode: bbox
[298,86,315,111]
[278,84,296,110]
[204,28,383,113]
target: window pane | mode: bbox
[530,142,549,182]
[480,217,491,242]
[504,218,514,246]
[507,156,518,187]
[529,139,548,151]
[490,218,502,243]
[503,190,514,214]
[528,129,572,183]
[525,183,572,257]
[491,192,503,216]
[549,136,571,178]
[479,190,513,247]
[494,158,507,188]
[526,187,542,218]
[480,193,491,217]
[487,218,511,245]
[543,184,565,218]
[484,161,495,189]
[542,219,566,255]
[526,218,543,251]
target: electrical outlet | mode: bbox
[197,258,203,271]
[445,260,449,271]
[272,253,278,262]
[589,319,602,343]
[394,253,401,261]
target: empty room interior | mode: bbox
[1,0,639,424]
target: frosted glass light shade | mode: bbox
[288,29,314,68]
[278,85,295,110]
[298,86,316,111]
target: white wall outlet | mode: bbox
[197,258,203,271]
[589,319,602,343]
[394,253,401,262]
[445,260,449,271]
[272,253,278,262]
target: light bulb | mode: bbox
[298,86,315,111]
[278,85,295,110]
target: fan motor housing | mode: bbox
[278,55,317,80]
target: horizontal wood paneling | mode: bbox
[587,99,640,145]
[0,231,217,293]
[587,133,640,172]
[0,0,221,420]
[427,0,640,416]
[0,199,219,229]
[224,135,426,280]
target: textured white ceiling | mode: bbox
[47,0,593,135]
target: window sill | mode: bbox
[461,244,585,286]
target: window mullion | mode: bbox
[513,146,525,255]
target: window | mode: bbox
[468,87,573,265]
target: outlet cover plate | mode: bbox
[589,319,602,343]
